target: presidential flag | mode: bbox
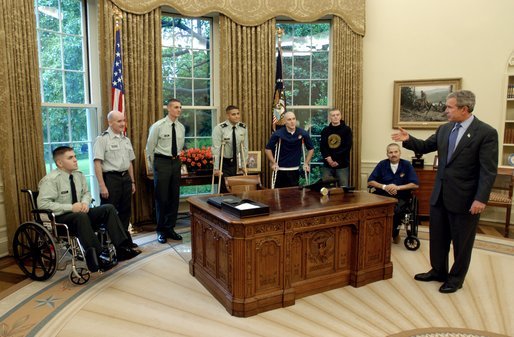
[272,46,286,130]
[111,25,124,113]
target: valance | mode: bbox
[109,0,365,35]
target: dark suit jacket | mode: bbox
[403,116,498,213]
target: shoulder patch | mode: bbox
[238,122,246,129]
[220,122,228,128]
[101,131,109,136]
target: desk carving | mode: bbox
[188,188,396,317]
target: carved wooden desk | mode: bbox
[187,188,396,317]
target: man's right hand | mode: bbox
[100,185,109,199]
[391,127,410,142]
[72,202,88,213]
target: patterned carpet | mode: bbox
[0,226,513,337]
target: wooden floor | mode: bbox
[0,220,510,297]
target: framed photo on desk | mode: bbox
[246,151,261,173]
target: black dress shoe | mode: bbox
[439,282,463,293]
[117,246,142,261]
[167,230,182,241]
[130,242,139,248]
[157,233,167,244]
[414,270,447,282]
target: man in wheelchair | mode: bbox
[37,146,141,272]
[368,143,419,243]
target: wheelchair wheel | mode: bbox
[12,222,57,281]
[70,267,90,285]
[404,236,420,251]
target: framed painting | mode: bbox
[246,151,262,173]
[392,78,462,129]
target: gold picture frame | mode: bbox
[246,151,262,173]
[393,78,462,129]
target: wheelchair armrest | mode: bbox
[31,209,56,222]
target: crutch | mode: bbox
[211,139,228,193]
[271,139,281,189]
[302,139,310,186]
[239,138,247,176]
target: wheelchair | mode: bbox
[396,195,421,251]
[369,187,421,251]
[12,189,117,285]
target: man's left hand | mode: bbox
[470,200,486,215]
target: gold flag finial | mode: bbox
[113,7,122,28]
[276,28,283,39]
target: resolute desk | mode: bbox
[188,188,396,317]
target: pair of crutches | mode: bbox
[211,137,247,193]
[271,138,310,189]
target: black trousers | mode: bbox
[101,172,132,236]
[55,205,128,253]
[219,158,237,193]
[153,156,181,233]
[275,170,300,188]
[429,198,480,286]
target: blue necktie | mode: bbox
[447,123,461,163]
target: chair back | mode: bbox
[224,175,263,193]
[21,189,41,223]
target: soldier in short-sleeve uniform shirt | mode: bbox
[212,105,249,193]
[145,98,185,244]
[93,110,137,247]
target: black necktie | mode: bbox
[69,174,78,204]
[447,123,462,163]
[232,126,237,163]
[172,123,177,157]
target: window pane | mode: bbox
[41,69,64,102]
[193,50,209,78]
[42,108,50,142]
[70,108,87,141]
[181,110,194,137]
[65,71,85,103]
[63,35,83,70]
[292,80,310,105]
[47,108,69,142]
[312,52,328,79]
[37,0,60,32]
[311,136,322,162]
[196,109,212,137]
[312,23,330,51]
[282,54,292,79]
[192,20,210,49]
[44,144,53,172]
[174,18,192,48]
[311,109,328,135]
[39,31,62,68]
[193,79,210,106]
[311,80,327,106]
[61,0,82,35]
[293,55,310,79]
[176,78,192,105]
[175,48,192,77]
[294,108,310,130]
[293,26,311,52]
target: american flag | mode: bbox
[111,26,124,113]
[272,46,286,130]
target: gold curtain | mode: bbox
[219,15,275,187]
[99,1,162,225]
[107,0,365,35]
[0,0,46,249]
[332,16,363,188]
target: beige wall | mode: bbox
[362,0,514,169]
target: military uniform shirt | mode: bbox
[212,120,248,170]
[146,117,185,165]
[93,127,135,172]
[37,169,92,216]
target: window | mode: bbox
[35,0,99,195]
[276,22,331,183]
[162,15,216,194]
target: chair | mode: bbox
[224,174,263,193]
[487,167,514,237]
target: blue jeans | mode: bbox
[321,166,349,187]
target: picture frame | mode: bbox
[393,78,462,129]
[246,151,262,173]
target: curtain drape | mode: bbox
[332,16,363,188]
[107,0,365,35]
[0,0,46,250]
[219,15,275,187]
[99,1,162,225]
